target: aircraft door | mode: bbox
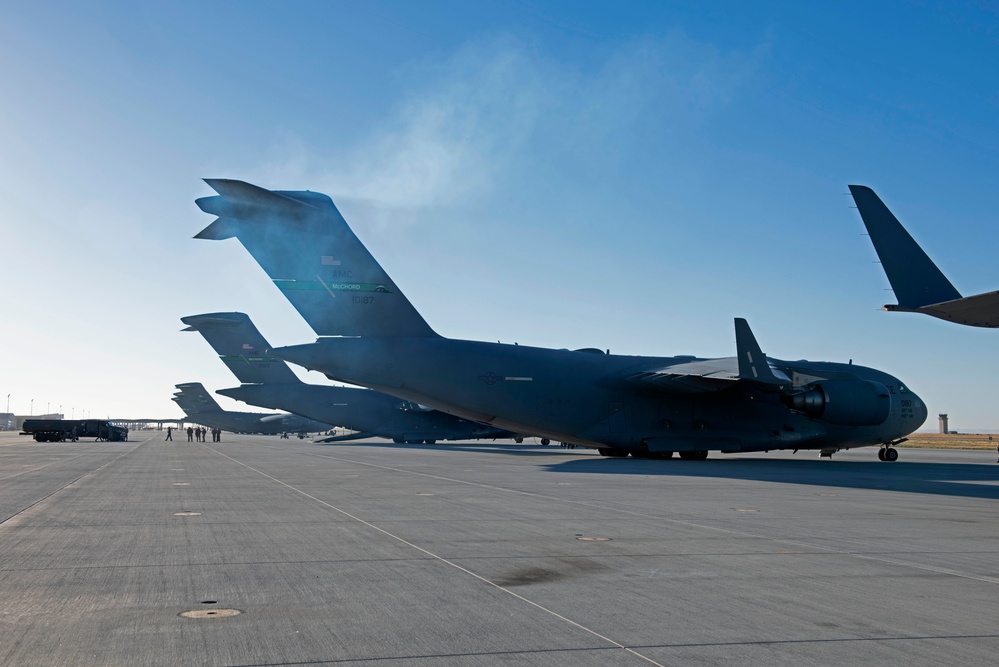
[608,401,627,433]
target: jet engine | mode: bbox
[784,380,891,426]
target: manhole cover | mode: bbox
[179,609,241,619]
[576,537,611,542]
[174,512,201,516]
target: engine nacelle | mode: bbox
[785,380,891,426]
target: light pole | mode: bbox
[30,399,33,416]
[5,394,9,430]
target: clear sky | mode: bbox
[1,1,997,430]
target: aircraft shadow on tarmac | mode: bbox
[542,457,999,500]
[311,441,569,458]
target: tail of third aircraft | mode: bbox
[194,179,437,338]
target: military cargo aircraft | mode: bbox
[850,185,999,327]
[195,179,927,460]
[172,382,333,436]
[181,312,520,444]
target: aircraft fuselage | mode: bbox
[274,337,926,453]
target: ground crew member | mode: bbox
[165,426,173,441]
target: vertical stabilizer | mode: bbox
[849,185,962,308]
[172,382,223,415]
[195,179,438,338]
[181,312,303,385]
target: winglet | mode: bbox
[849,185,962,309]
[735,318,784,386]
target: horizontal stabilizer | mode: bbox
[193,218,236,240]
[201,178,318,213]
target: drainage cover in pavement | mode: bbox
[179,609,241,619]
[174,512,201,516]
[576,537,611,542]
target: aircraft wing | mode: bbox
[315,431,376,443]
[629,319,789,394]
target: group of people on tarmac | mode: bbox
[164,426,222,442]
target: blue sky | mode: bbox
[1,1,997,430]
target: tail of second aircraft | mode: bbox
[849,185,962,309]
[181,312,303,385]
[194,179,437,338]
[172,382,223,415]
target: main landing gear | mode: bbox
[878,447,898,462]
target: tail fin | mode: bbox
[849,185,962,308]
[195,179,437,338]
[172,382,223,415]
[181,312,303,385]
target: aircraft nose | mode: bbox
[905,388,928,430]
[914,393,928,429]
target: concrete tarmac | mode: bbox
[1,429,997,665]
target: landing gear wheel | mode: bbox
[649,451,673,460]
[598,448,628,457]
[679,450,709,461]
[884,447,898,462]
[514,437,523,444]
[424,440,436,445]
[878,448,886,461]
[540,438,550,446]
[631,450,650,458]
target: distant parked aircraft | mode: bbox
[172,382,332,436]
[181,312,520,444]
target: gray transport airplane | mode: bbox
[195,179,927,461]
[181,312,521,444]
[172,382,333,436]
[850,185,999,327]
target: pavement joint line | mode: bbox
[0,440,146,528]
[629,632,999,649]
[243,440,999,587]
[226,644,639,666]
[202,443,666,667]
[0,451,99,482]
